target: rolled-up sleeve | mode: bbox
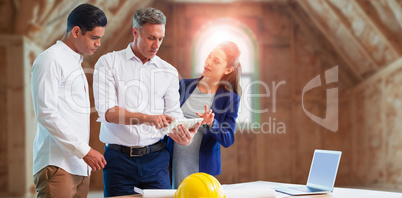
[31,56,90,159]
[93,54,118,123]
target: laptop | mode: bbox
[275,149,342,195]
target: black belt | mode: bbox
[107,141,166,157]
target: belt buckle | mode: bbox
[130,146,143,157]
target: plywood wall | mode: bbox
[0,37,8,194]
[351,59,402,189]
[0,35,42,197]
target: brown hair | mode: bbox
[218,41,242,96]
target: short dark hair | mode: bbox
[66,3,107,34]
[133,7,166,30]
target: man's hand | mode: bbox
[83,148,107,171]
[145,114,174,129]
[169,122,201,146]
[196,105,215,127]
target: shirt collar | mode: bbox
[125,43,159,67]
[56,40,83,63]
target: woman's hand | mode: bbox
[196,105,215,127]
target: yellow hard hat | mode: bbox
[175,173,226,198]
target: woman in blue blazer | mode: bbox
[167,41,241,188]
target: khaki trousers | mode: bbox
[33,165,90,198]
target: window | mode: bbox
[191,18,259,126]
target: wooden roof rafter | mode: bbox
[352,0,402,57]
[13,0,86,47]
[287,1,363,85]
[296,0,368,79]
[387,0,402,27]
[322,0,380,71]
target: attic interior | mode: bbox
[1,0,402,196]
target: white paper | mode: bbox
[134,187,143,194]
[142,189,176,198]
[136,189,275,198]
[225,189,276,198]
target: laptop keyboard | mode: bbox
[289,186,323,192]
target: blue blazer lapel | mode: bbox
[211,87,227,121]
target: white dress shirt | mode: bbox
[31,41,91,176]
[93,43,184,147]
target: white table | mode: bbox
[113,181,402,198]
[222,181,402,198]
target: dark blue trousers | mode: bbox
[103,145,171,197]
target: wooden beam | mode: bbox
[13,1,86,48]
[387,0,402,27]
[287,3,364,86]
[4,36,26,196]
[13,0,37,34]
[352,0,402,57]
[322,0,380,70]
[287,1,363,85]
[351,58,402,94]
[295,0,367,80]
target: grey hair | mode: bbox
[133,7,166,30]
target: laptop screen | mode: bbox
[307,150,342,190]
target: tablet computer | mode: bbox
[161,118,203,135]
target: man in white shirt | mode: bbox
[31,4,107,198]
[93,7,200,197]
